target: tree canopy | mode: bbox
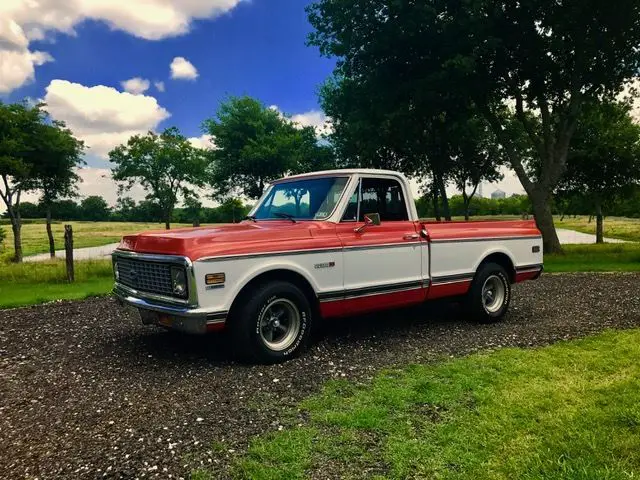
[203,96,335,200]
[307,0,640,252]
[109,127,208,229]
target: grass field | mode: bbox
[0,221,189,261]
[0,259,113,309]
[224,329,640,480]
[555,215,640,242]
[545,243,640,272]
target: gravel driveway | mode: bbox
[1,273,639,479]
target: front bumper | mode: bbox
[113,283,227,334]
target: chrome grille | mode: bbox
[116,258,177,297]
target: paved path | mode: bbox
[555,228,628,244]
[21,228,629,262]
[23,243,121,262]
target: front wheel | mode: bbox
[229,281,313,364]
[467,262,511,323]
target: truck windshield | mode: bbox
[253,176,349,220]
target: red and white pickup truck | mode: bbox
[113,169,543,363]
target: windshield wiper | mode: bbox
[243,215,257,223]
[273,212,297,223]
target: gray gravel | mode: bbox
[1,273,639,479]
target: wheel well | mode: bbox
[478,253,516,283]
[228,269,319,319]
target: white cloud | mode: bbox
[291,110,333,137]
[43,79,170,158]
[170,57,199,80]
[120,77,150,95]
[188,134,215,149]
[154,81,165,92]
[0,1,244,93]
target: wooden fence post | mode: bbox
[64,225,74,283]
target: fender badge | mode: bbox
[314,261,336,269]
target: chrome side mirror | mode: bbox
[354,213,381,233]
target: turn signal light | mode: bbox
[205,273,226,285]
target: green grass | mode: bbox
[555,215,640,242]
[0,277,114,309]
[545,243,640,272]
[0,221,191,261]
[230,329,640,480]
[0,259,114,308]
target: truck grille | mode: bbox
[116,258,176,297]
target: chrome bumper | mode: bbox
[113,283,227,334]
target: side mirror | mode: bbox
[354,213,381,233]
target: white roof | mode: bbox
[274,168,405,183]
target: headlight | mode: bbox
[171,266,188,297]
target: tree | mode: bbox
[109,127,208,229]
[0,102,45,262]
[559,101,640,243]
[80,196,111,221]
[183,196,203,226]
[307,0,640,253]
[448,116,504,220]
[203,96,335,200]
[32,120,84,257]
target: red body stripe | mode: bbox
[320,288,426,318]
[427,280,472,300]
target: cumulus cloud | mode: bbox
[170,57,199,80]
[43,80,170,158]
[270,106,333,137]
[188,134,215,149]
[154,81,165,92]
[0,0,244,92]
[121,77,150,95]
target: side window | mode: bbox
[341,186,359,222]
[360,178,409,221]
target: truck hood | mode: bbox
[117,221,339,261]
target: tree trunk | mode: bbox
[64,225,74,282]
[463,192,470,221]
[439,181,451,221]
[594,199,604,244]
[46,206,55,258]
[529,191,562,254]
[11,220,22,263]
[432,188,441,221]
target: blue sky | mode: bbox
[0,0,522,203]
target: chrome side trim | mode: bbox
[430,272,475,285]
[430,235,542,244]
[515,263,544,272]
[200,247,343,262]
[318,279,425,303]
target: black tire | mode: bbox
[467,262,511,323]
[229,280,313,364]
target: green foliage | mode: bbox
[0,225,5,249]
[80,196,111,221]
[307,0,640,252]
[109,127,208,228]
[203,96,335,200]
[545,244,640,273]
[232,329,640,479]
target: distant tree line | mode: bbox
[1,196,252,225]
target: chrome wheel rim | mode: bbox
[482,275,506,314]
[259,298,301,351]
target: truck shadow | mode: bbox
[122,299,468,365]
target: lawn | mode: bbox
[227,329,640,480]
[0,221,190,261]
[555,215,640,242]
[545,243,640,272]
[0,259,114,309]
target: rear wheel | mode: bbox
[229,281,313,364]
[467,262,511,323]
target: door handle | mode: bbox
[403,233,420,240]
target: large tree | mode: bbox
[308,0,640,253]
[203,96,335,200]
[559,101,640,243]
[109,127,207,229]
[0,102,46,262]
[33,120,85,257]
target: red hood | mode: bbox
[118,220,340,260]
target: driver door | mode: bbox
[333,176,425,315]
